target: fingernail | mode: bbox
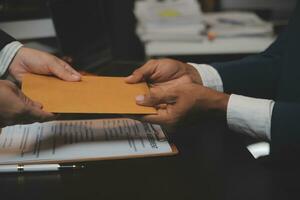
[74,71,82,76]
[135,95,145,103]
[126,75,134,80]
[72,74,81,80]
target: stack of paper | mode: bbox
[134,0,205,42]
[204,11,274,38]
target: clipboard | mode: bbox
[0,118,178,165]
[13,145,179,165]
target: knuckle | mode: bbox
[61,62,70,70]
[161,58,171,62]
[147,59,158,65]
[53,57,62,66]
[161,58,175,65]
[133,68,141,75]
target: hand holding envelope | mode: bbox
[22,74,157,114]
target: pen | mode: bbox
[0,164,85,173]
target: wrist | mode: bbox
[185,64,203,85]
[7,46,26,80]
[194,85,229,117]
[214,92,230,114]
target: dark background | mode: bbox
[0,0,297,21]
[0,0,296,67]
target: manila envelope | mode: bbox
[22,74,157,114]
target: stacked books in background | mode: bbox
[204,11,274,40]
[134,0,274,43]
[134,0,206,42]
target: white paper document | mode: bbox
[135,0,205,42]
[204,11,273,38]
[0,118,174,164]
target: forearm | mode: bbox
[210,30,288,99]
[190,63,274,141]
[212,54,281,99]
[195,87,229,118]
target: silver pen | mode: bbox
[0,164,85,173]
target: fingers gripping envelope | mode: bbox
[21,74,157,114]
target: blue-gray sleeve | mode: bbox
[211,31,286,99]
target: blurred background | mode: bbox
[0,0,297,73]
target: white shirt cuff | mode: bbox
[0,41,23,77]
[188,63,223,92]
[227,94,275,141]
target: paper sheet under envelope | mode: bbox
[22,74,156,114]
[0,118,175,164]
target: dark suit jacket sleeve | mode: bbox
[270,102,300,159]
[211,31,287,99]
[212,35,300,159]
[0,30,16,50]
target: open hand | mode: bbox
[134,83,229,126]
[0,80,55,127]
[126,58,202,86]
[8,47,81,83]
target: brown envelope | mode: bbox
[22,74,157,114]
